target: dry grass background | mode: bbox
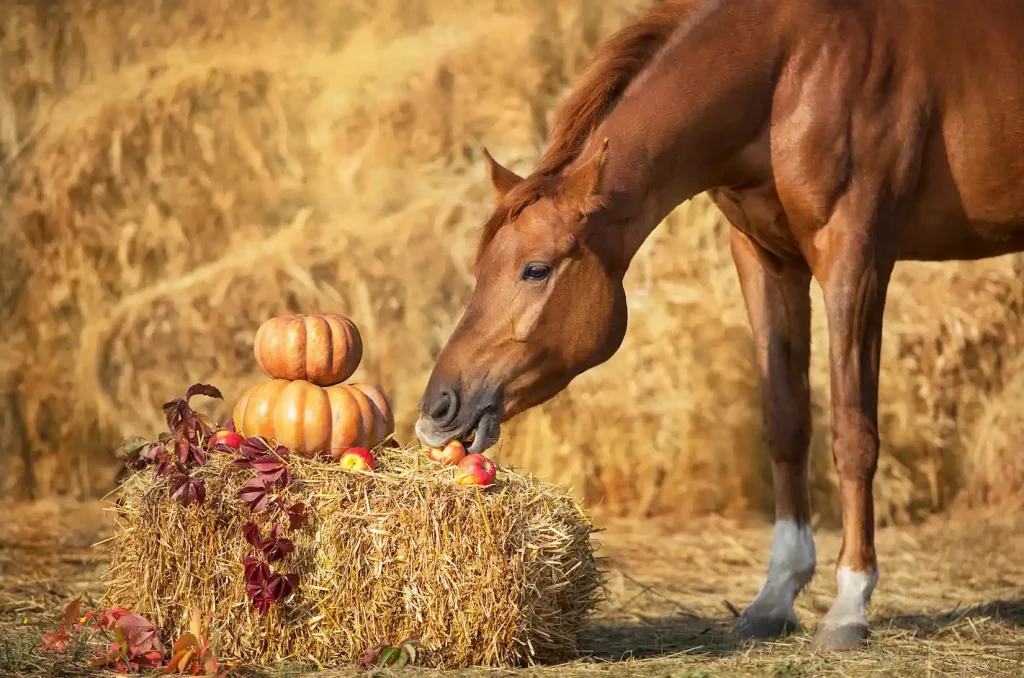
[1,0,1023,527]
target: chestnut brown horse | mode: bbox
[415,0,1024,651]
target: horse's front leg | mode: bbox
[810,214,895,651]
[728,228,816,640]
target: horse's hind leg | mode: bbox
[727,226,816,640]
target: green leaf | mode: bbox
[401,640,417,665]
[376,646,403,667]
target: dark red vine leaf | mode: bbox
[238,477,271,513]
[269,572,299,601]
[243,522,263,551]
[243,556,298,615]
[250,453,287,474]
[175,438,207,467]
[170,472,207,508]
[260,525,294,563]
[162,399,189,434]
[186,383,223,403]
[224,417,236,433]
[285,503,307,531]
[232,437,274,469]
[243,556,271,587]
[152,447,175,479]
[242,437,272,454]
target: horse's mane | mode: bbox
[475,1,690,261]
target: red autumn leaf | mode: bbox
[74,610,97,632]
[238,477,271,513]
[163,399,189,433]
[285,503,307,530]
[172,437,207,467]
[171,470,207,508]
[243,522,263,551]
[39,597,86,652]
[250,455,285,473]
[40,630,69,652]
[115,612,164,655]
[260,525,294,563]
[186,383,223,404]
[268,572,299,603]
[153,449,174,478]
[250,453,286,474]
[243,556,270,587]
[224,417,236,433]
[97,607,132,631]
[242,437,272,454]
[231,437,273,469]
[245,576,276,616]
[62,597,83,630]
[259,465,292,489]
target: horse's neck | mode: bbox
[584,0,781,264]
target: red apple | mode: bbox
[339,447,376,472]
[209,429,244,450]
[428,440,466,466]
[456,454,497,486]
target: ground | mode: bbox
[1,499,1022,677]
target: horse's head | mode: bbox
[416,141,629,453]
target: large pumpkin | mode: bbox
[253,314,363,387]
[232,379,394,458]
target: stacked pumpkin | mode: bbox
[231,314,395,461]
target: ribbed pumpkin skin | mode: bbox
[232,380,394,458]
[253,314,363,387]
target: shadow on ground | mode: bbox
[579,612,738,661]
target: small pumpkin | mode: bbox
[232,379,394,458]
[253,314,363,387]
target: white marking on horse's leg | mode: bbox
[821,566,878,629]
[739,519,816,634]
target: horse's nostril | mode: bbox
[428,386,459,426]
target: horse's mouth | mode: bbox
[459,408,500,454]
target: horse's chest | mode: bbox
[708,185,805,262]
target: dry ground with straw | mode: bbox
[2,498,1023,677]
[1,0,1024,531]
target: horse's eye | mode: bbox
[520,262,551,282]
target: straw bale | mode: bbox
[101,443,603,669]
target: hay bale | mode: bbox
[100,443,603,669]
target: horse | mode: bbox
[414,0,1024,651]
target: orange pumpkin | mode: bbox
[253,314,363,387]
[232,379,394,458]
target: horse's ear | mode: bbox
[559,137,609,217]
[481,147,523,201]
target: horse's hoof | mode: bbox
[736,612,798,640]
[810,622,869,651]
